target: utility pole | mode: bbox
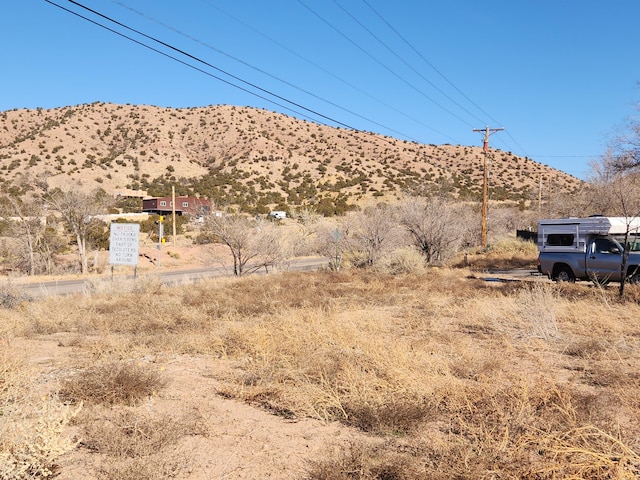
[171,186,177,247]
[473,125,503,248]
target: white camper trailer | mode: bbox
[537,216,640,282]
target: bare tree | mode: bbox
[607,102,640,171]
[289,206,323,257]
[202,213,286,276]
[45,187,111,274]
[589,153,640,296]
[342,204,403,267]
[0,196,47,275]
[397,196,466,265]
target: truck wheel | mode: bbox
[554,266,575,282]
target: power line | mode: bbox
[359,1,533,158]
[110,0,419,141]
[361,0,499,126]
[195,0,454,142]
[48,0,360,131]
[296,0,475,132]
[332,0,488,126]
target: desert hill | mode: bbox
[0,102,583,213]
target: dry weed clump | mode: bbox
[513,282,559,339]
[81,410,206,457]
[199,270,640,478]
[75,408,208,479]
[60,361,165,406]
[0,396,82,480]
[456,237,538,270]
[1,352,68,479]
[305,439,426,480]
[0,281,32,310]
[372,246,427,275]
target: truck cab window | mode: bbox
[594,238,619,254]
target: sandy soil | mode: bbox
[6,241,366,479]
[13,334,364,480]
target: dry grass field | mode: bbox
[1,262,640,479]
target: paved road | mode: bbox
[18,257,329,298]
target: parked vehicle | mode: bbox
[537,216,640,283]
[268,211,287,220]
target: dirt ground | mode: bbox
[14,334,365,479]
[7,242,367,479]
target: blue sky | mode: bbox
[3,1,640,179]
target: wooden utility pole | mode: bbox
[171,186,177,247]
[473,126,503,247]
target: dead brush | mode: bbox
[59,361,165,406]
[0,349,63,480]
[93,458,184,480]
[80,409,208,457]
[454,237,538,270]
[305,439,426,480]
[0,281,32,309]
[78,408,208,480]
[512,282,559,339]
[533,425,640,478]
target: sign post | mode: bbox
[331,228,342,271]
[109,223,140,278]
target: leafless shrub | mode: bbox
[514,282,559,339]
[81,409,208,458]
[372,246,426,274]
[79,408,205,480]
[397,196,467,265]
[342,396,432,435]
[305,440,425,480]
[60,361,165,406]
[201,212,288,275]
[0,281,32,309]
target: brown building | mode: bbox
[142,196,212,216]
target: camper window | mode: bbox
[547,233,574,247]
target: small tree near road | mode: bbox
[45,187,112,274]
[397,196,466,265]
[0,195,49,275]
[342,204,403,268]
[202,213,286,276]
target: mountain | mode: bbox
[0,102,583,214]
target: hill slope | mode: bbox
[0,103,583,212]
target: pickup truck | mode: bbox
[538,236,640,282]
[537,217,640,283]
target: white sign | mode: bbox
[109,223,140,266]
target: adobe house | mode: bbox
[142,196,212,216]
